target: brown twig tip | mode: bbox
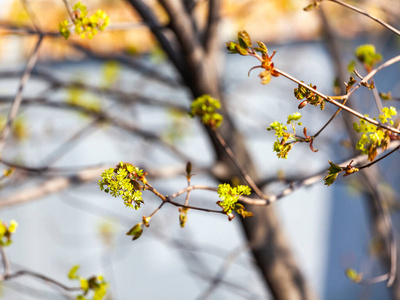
[309,139,319,153]
[248,65,262,77]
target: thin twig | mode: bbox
[4,269,81,291]
[348,54,400,98]
[313,99,347,138]
[21,0,40,32]
[214,131,265,199]
[358,145,400,170]
[328,0,400,36]
[275,68,400,135]
[0,246,10,280]
[184,175,191,206]
[0,35,43,154]
[61,0,74,21]
[197,243,249,299]
[237,140,400,206]
[372,86,383,112]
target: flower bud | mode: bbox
[298,100,308,109]
[227,213,235,221]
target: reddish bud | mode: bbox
[298,100,308,109]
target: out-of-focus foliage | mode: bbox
[0,219,18,247]
[2,0,398,62]
[68,265,108,300]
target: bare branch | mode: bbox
[125,0,185,75]
[239,140,400,206]
[0,165,107,209]
[3,269,81,292]
[276,67,400,135]
[203,0,222,55]
[328,0,400,36]
[0,35,43,154]
[214,131,265,199]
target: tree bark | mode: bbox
[126,1,318,299]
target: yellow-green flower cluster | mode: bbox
[189,95,223,129]
[267,112,302,159]
[217,183,252,219]
[353,106,396,161]
[68,265,108,300]
[0,219,18,247]
[99,162,145,210]
[59,2,110,40]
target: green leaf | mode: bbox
[238,30,252,48]
[68,265,80,280]
[355,44,382,68]
[226,41,238,54]
[379,91,392,101]
[126,223,143,241]
[254,41,268,54]
[303,4,315,11]
[324,172,339,186]
[345,268,362,283]
[235,44,249,56]
[324,161,342,186]
[328,160,342,173]
[347,60,356,73]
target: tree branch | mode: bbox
[125,0,185,75]
[0,35,43,154]
[328,0,400,36]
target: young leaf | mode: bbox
[355,44,382,69]
[324,172,339,186]
[238,30,252,49]
[345,268,363,283]
[324,161,342,186]
[68,265,80,280]
[126,223,143,241]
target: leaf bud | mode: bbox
[186,161,192,176]
[142,216,151,227]
[298,100,308,109]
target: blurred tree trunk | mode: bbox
[126,1,317,299]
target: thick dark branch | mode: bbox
[125,0,185,75]
[203,0,222,55]
[159,0,203,60]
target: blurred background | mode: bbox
[0,0,400,299]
